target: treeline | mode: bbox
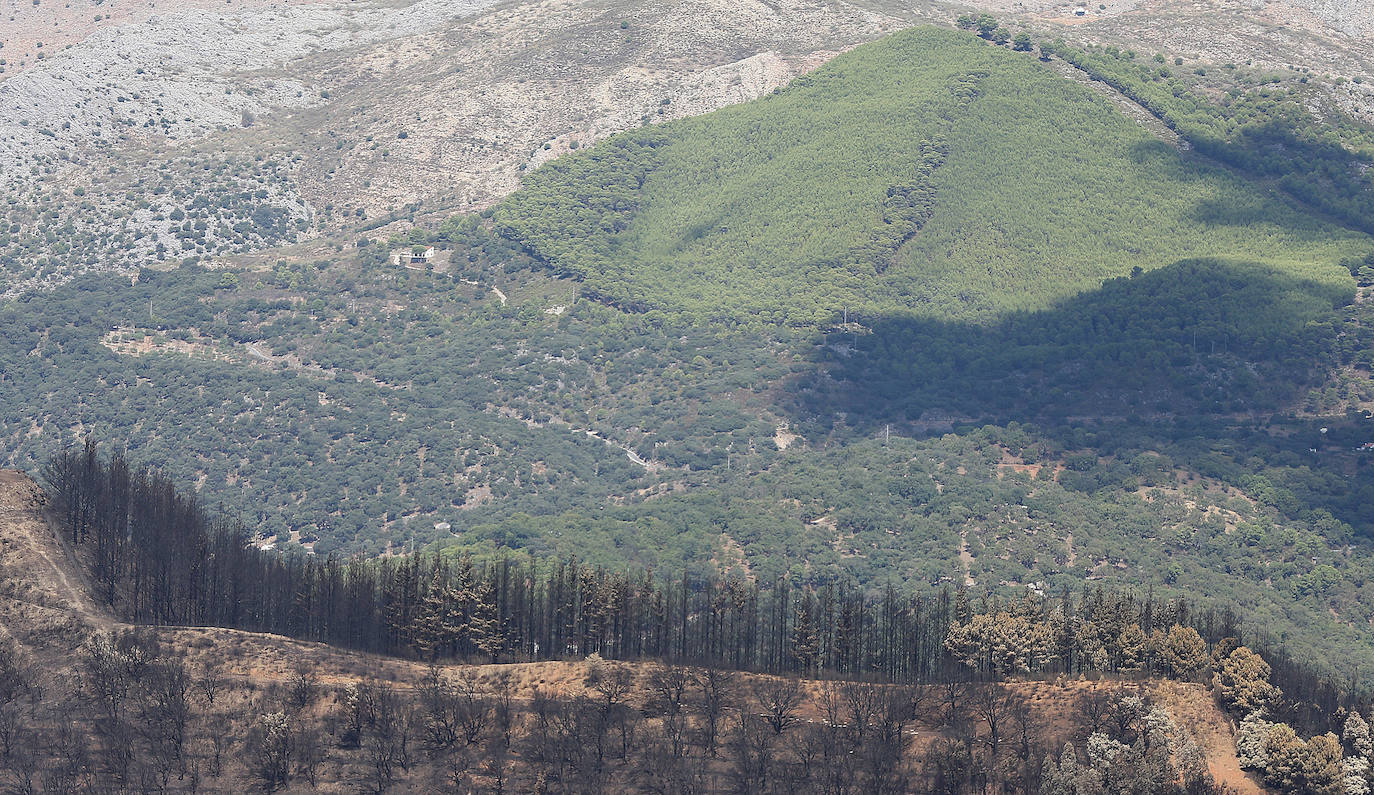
[1038,38,1374,234]
[44,443,1358,730]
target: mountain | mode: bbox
[5,0,1374,789]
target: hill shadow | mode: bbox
[780,257,1374,526]
[789,258,1350,428]
[1192,119,1374,237]
[1122,139,1365,239]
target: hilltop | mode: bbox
[494,26,1369,323]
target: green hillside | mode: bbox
[9,23,1374,688]
[495,26,1367,323]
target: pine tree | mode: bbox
[1213,646,1279,715]
[1301,733,1346,795]
[411,568,455,660]
[1040,742,1082,795]
[1150,625,1209,681]
[1344,756,1371,795]
[1343,711,1373,795]
[1236,711,1274,770]
[450,555,485,658]
[471,571,502,661]
[1116,624,1148,672]
[1344,711,1372,758]
[790,596,820,674]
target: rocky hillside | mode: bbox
[0,0,898,296]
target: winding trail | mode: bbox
[458,278,508,306]
[583,429,653,469]
[30,539,115,631]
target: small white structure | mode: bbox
[1073,6,1086,14]
[390,246,436,267]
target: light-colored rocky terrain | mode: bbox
[0,0,904,294]
[278,0,895,218]
[1272,0,1374,37]
[0,0,505,186]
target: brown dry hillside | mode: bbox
[0,469,112,655]
[0,468,1262,792]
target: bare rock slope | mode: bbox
[0,0,899,295]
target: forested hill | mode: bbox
[493,26,1370,324]
[6,20,1374,704]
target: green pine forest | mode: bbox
[493,27,1368,323]
[5,25,1374,685]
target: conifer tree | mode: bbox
[1344,711,1372,759]
[1214,646,1279,715]
[1237,711,1275,770]
[471,573,502,661]
[411,568,455,660]
[1150,625,1210,681]
[790,598,819,674]
[1116,624,1148,672]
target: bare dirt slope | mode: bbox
[0,469,113,659]
[1154,679,1265,794]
